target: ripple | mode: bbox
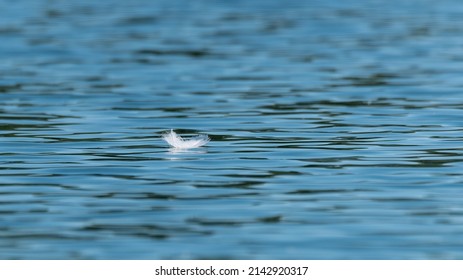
[1,0,463,260]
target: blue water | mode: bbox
[1,0,463,259]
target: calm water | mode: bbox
[1,0,463,259]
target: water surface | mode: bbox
[1,0,463,259]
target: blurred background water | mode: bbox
[1,0,463,259]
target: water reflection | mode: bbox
[167,148,208,155]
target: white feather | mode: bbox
[162,129,210,149]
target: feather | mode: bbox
[162,129,210,149]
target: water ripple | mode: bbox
[1,0,463,259]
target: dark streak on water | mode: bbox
[1,0,463,259]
